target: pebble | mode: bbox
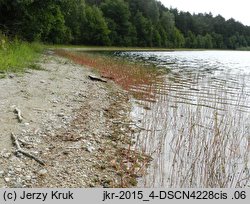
[63,151,70,155]
[86,146,95,153]
[15,168,22,172]
[9,74,15,78]
[52,99,59,104]
[25,175,31,181]
[14,178,23,188]
[0,57,134,188]
[58,113,64,117]
[13,181,23,188]
[21,129,27,133]
[38,169,48,176]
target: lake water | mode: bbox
[113,51,250,188]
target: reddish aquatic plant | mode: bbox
[55,49,160,101]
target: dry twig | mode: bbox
[14,108,23,123]
[11,133,45,166]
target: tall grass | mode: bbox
[134,73,250,188]
[0,34,44,73]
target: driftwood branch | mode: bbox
[14,108,23,123]
[88,75,107,83]
[11,133,45,166]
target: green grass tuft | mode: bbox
[0,36,44,73]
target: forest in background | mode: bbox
[1,0,250,49]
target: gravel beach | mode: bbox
[0,52,141,188]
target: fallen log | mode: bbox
[88,75,107,83]
[11,133,45,166]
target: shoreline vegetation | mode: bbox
[55,49,161,100]
[0,35,44,75]
[237,47,250,51]
[2,35,249,79]
[1,38,250,79]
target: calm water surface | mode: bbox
[113,51,250,188]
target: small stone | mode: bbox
[17,178,22,183]
[14,178,23,188]
[21,129,27,133]
[0,170,4,177]
[38,169,48,176]
[16,168,22,172]
[9,74,15,78]
[103,182,110,188]
[25,175,31,181]
[47,50,54,55]
[40,80,45,83]
[63,151,70,155]
[13,182,23,188]
[58,113,64,117]
[16,152,22,157]
[53,100,59,104]
[86,146,95,153]
[4,178,10,182]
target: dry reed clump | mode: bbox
[133,74,250,188]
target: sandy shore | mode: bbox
[0,52,140,187]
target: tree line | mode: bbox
[1,0,250,49]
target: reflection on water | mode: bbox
[115,51,250,188]
[117,51,250,74]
